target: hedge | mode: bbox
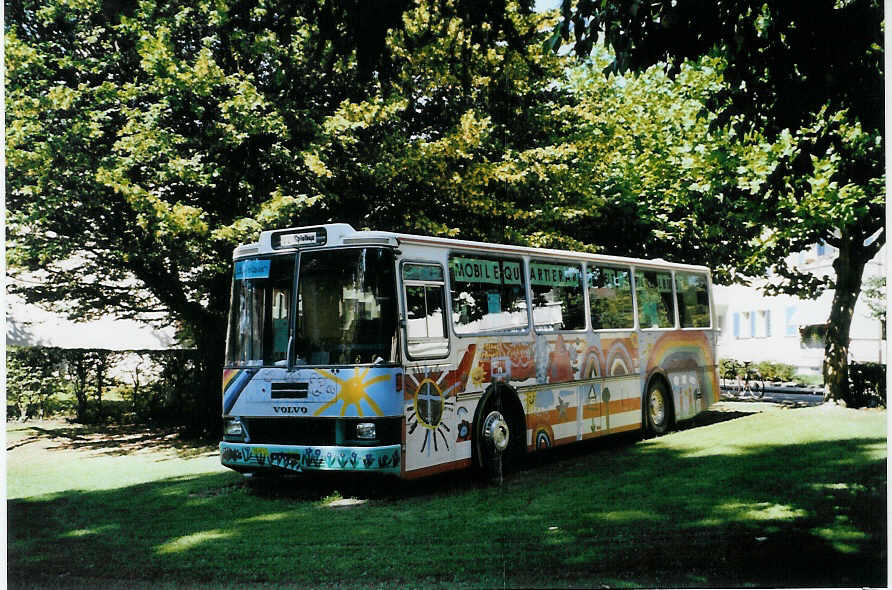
[846,362,886,408]
[719,358,797,383]
[6,346,200,425]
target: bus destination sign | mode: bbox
[280,232,318,247]
[272,227,327,249]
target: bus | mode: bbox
[220,223,718,479]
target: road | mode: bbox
[720,387,825,406]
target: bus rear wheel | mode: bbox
[645,379,672,436]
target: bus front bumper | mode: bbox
[219,441,401,475]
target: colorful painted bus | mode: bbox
[220,224,718,479]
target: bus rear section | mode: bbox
[220,239,406,476]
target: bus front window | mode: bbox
[295,248,397,366]
[226,256,295,367]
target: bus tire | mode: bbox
[473,389,524,481]
[645,378,672,436]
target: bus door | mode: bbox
[400,262,456,471]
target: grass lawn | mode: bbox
[7,402,887,588]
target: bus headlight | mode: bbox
[224,418,245,441]
[356,422,376,440]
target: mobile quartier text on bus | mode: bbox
[220,224,718,478]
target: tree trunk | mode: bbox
[95,352,108,420]
[823,236,868,402]
[187,314,227,439]
[68,354,90,422]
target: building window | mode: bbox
[754,310,771,338]
[733,310,771,339]
[785,307,798,338]
[740,311,752,339]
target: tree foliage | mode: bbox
[559,55,766,283]
[10,0,876,432]
[6,347,68,421]
[6,0,580,434]
[554,0,882,135]
[862,276,886,324]
[554,0,885,399]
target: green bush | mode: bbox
[846,362,886,408]
[121,350,201,426]
[793,373,823,387]
[6,346,200,426]
[6,347,68,421]
[719,358,796,383]
[755,361,796,383]
[719,358,741,379]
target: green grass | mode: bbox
[7,403,887,588]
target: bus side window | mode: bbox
[588,265,634,330]
[530,260,585,331]
[449,255,528,335]
[635,270,675,329]
[676,272,711,328]
[403,263,449,359]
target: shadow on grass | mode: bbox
[9,426,886,589]
[678,405,761,429]
[8,422,216,458]
[239,403,760,504]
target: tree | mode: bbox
[553,0,885,400]
[862,276,886,345]
[6,347,66,421]
[863,276,886,324]
[557,54,768,283]
[6,0,577,435]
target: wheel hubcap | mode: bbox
[483,410,510,452]
[649,389,665,425]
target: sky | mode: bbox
[535,0,561,13]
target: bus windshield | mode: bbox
[295,247,397,366]
[226,248,397,367]
[227,256,295,367]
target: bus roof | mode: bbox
[234,223,710,273]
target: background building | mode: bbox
[713,243,886,376]
[6,292,176,350]
[8,244,885,378]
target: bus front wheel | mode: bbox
[474,394,522,481]
[645,379,672,436]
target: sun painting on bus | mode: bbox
[405,367,458,454]
[312,367,390,417]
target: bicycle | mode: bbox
[720,359,742,394]
[735,361,765,398]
